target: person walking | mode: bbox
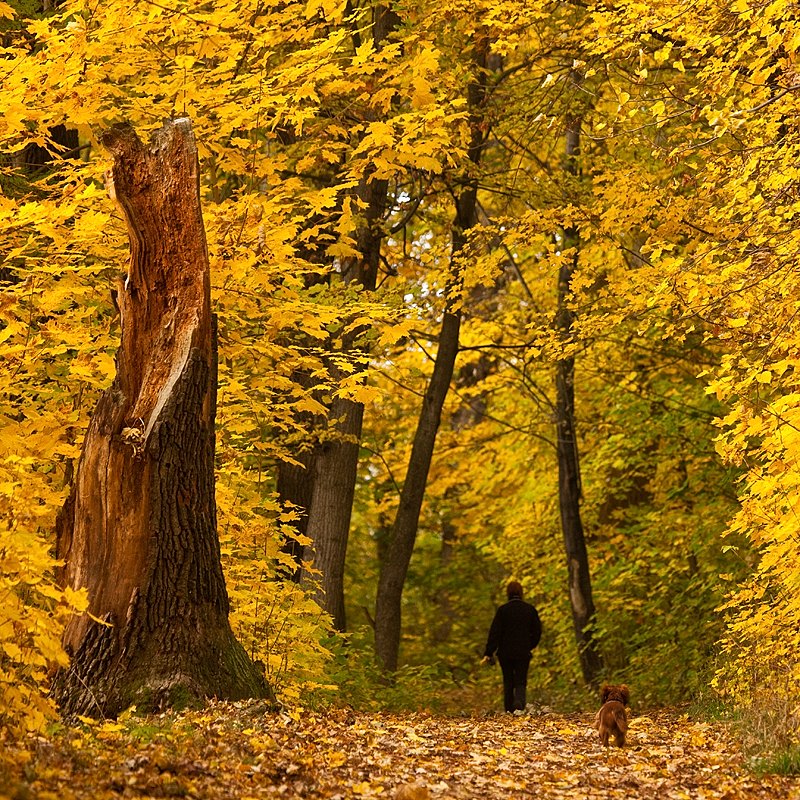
[482,580,542,713]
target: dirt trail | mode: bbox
[4,704,799,799]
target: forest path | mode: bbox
[5,703,800,800]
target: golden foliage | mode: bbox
[0,526,86,740]
[1,0,800,752]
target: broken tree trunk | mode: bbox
[53,119,271,717]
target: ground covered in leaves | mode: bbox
[3,703,799,799]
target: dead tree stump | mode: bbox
[53,119,271,716]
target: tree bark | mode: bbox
[555,105,603,687]
[373,42,489,673]
[304,395,365,630]
[53,119,271,717]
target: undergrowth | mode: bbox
[688,684,800,776]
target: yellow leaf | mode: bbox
[412,78,435,109]
[3,642,23,660]
[655,44,672,63]
[352,39,374,67]
[64,585,89,612]
[327,241,360,259]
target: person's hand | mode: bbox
[481,655,495,666]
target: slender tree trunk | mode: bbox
[373,43,489,673]
[374,310,462,671]
[302,4,398,631]
[53,119,270,717]
[304,395,364,629]
[556,105,603,687]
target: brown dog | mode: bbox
[595,684,629,747]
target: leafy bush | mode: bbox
[312,630,463,714]
[218,479,337,707]
[0,526,86,741]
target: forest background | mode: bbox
[1,0,800,767]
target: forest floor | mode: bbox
[3,702,800,800]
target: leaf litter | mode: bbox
[3,702,799,799]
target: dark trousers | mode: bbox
[499,655,531,712]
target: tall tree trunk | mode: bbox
[374,310,462,672]
[556,104,603,687]
[373,44,489,673]
[302,4,399,631]
[53,119,270,717]
[304,395,365,630]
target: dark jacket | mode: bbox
[484,597,541,661]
